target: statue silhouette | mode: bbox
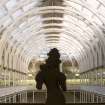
[35,48,67,105]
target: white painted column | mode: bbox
[96,95,99,103]
[4,69,7,87]
[101,68,103,87]
[13,94,16,103]
[60,62,63,72]
[25,91,27,103]
[19,73,21,86]
[92,93,95,103]
[80,91,81,103]
[20,93,22,103]
[81,91,83,103]
[74,91,75,103]
[33,91,35,103]
[86,91,88,103]
[96,70,98,85]
[9,71,11,87]
[101,96,103,103]
[18,73,20,86]
[13,71,15,87]
[4,96,7,103]
[9,96,11,103]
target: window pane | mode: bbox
[3,17,12,27]
[87,0,99,9]
[12,9,23,19]
[0,7,7,18]
[6,0,17,10]
[98,5,105,16]
[82,8,92,20]
[23,1,38,12]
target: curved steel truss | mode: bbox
[0,0,105,73]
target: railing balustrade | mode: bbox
[0,89,105,103]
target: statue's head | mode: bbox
[47,48,60,59]
[46,48,61,70]
[39,48,61,71]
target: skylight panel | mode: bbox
[19,22,27,28]
[12,9,23,19]
[19,22,30,31]
[3,17,12,27]
[75,26,83,33]
[92,16,102,26]
[63,15,77,23]
[6,0,18,10]
[22,27,31,33]
[11,28,21,35]
[28,15,41,23]
[85,27,94,35]
[98,5,105,16]
[0,16,12,27]
[82,8,92,20]
[65,1,82,11]
[87,0,99,9]
[78,21,87,28]
[98,14,105,23]
[0,7,7,18]
[23,1,38,12]
[63,22,83,34]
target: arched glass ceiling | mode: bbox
[0,0,105,73]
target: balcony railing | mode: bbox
[0,85,105,103]
[0,89,105,103]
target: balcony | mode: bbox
[0,85,105,104]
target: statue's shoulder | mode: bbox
[35,70,44,81]
[59,72,66,80]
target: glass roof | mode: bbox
[0,0,105,73]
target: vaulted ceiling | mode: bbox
[0,0,105,73]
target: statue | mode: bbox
[35,48,67,105]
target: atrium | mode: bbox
[0,0,105,104]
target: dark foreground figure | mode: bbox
[35,48,67,105]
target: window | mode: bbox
[3,17,12,27]
[82,8,92,20]
[6,0,18,10]
[23,1,38,12]
[92,16,102,26]
[87,0,99,9]
[12,9,23,19]
[0,7,7,18]
[65,1,82,11]
[98,5,105,16]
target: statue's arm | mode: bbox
[59,73,67,91]
[35,72,43,90]
[36,81,43,90]
[61,79,67,91]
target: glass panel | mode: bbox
[78,21,87,28]
[82,8,92,20]
[0,7,7,18]
[3,19,12,27]
[23,1,38,12]
[85,27,94,35]
[19,21,27,28]
[6,0,18,10]
[87,0,99,9]
[65,1,82,11]
[92,16,102,25]
[28,16,41,23]
[98,5,105,16]
[11,28,21,36]
[12,9,23,19]
[64,15,77,22]
[98,14,105,23]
